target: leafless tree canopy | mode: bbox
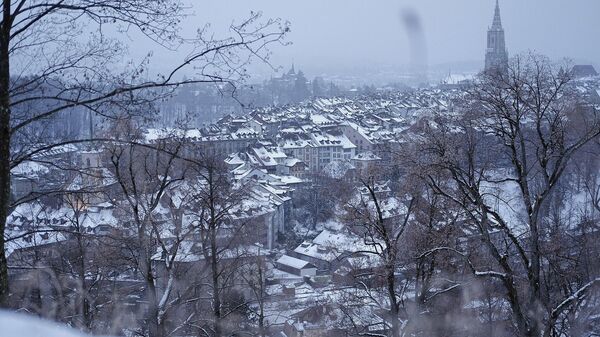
[0,0,288,308]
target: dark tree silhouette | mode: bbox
[0,1,289,306]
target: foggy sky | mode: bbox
[133,0,600,80]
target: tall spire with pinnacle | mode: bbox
[492,0,502,29]
[485,0,508,73]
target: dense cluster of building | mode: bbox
[5,0,600,332]
[6,62,599,334]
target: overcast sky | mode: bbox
[135,0,600,79]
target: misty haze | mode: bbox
[0,1,599,337]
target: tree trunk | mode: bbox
[76,232,91,330]
[210,226,222,337]
[146,265,163,337]
[140,232,162,337]
[387,263,400,337]
[258,262,266,337]
[0,0,12,308]
[528,211,543,337]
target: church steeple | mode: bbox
[492,0,502,29]
[485,0,508,73]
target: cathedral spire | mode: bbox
[492,0,502,29]
[485,0,508,73]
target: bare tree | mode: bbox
[0,0,289,306]
[61,191,99,331]
[340,160,469,337]
[343,172,416,337]
[239,248,269,337]
[108,129,196,337]
[189,154,254,337]
[421,53,600,337]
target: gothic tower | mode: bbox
[485,0,509,73]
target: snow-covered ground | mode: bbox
[0,311,104,337]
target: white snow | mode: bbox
[276,254,315,270]
[11,161,49,178]
[0,311,104,337]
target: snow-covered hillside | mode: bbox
[0,311,102,337]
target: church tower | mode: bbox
[485,0,508,73]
